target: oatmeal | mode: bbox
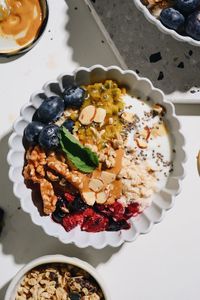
[22,80,173,232]
[118,152,157,211]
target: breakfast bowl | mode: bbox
[7,65,186,248]
[0,0,49,57]
[5,254,110,300]
[133,0,200,46]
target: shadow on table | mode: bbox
[0,57,17,64]
[0,281,10,299]
[75,0,200,95]
[0,53,25,64]
[65,0,120,67]
[175,104,200,116]
[0,132,122,274]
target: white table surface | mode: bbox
[0,0,200,299]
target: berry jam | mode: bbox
[52,192,140,233]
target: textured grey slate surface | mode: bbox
[90,0,200,97]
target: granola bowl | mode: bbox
[133,0,200,47]
[7,65,186,248]
[5,254,110,300]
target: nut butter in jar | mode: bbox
[0,0,48,56]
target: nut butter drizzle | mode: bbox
[0,0,42,46]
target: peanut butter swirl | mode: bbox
[0,0,42,46]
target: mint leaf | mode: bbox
[67,152,95,173]
[61,126,81,145]
[59,126,99,173]
[84,147,99,166]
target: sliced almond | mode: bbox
[153,103,166,116]
[94,107,106,123]
[147,164,160,172]
[89,178,104,192]
[101,171,116,185]
[96,191,108,204]
[121,112,135,123]
[105,196,115,205]
[82,192,96,206]
[140,126,151,140]
[135,138,148,149]
[79,105,96,125]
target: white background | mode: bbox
[0,0,200,299]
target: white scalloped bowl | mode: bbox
[7,65,186,249]
[5,255,111,300]
[133,0,200,47]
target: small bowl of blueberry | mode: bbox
[134,0,200,45]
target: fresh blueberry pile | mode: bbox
[52,193,140,232]
[159,0,200,40]
[23,85,85,150]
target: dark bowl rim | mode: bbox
[0,0,49,58]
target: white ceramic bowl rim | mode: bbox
[7,65,186,249]
[5,255,111,300]
[133,0,200,47]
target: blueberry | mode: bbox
[23,121,45,147]
[63,86,85,108]
[69,293,81,300]
[38,124,60,150]
[186,11,200,40]
[56,197,68,209]
[176,0,200,14]
[62,119,74,133]
[52,198,68,223]
[62,75,76,90]
[107,219,130,231]
[160,8,185,31]
[69,195,88,212]
[33,96,64,124]
[52,209,65,223]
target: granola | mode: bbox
[142,0,173,17]
[15,263,105,300]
